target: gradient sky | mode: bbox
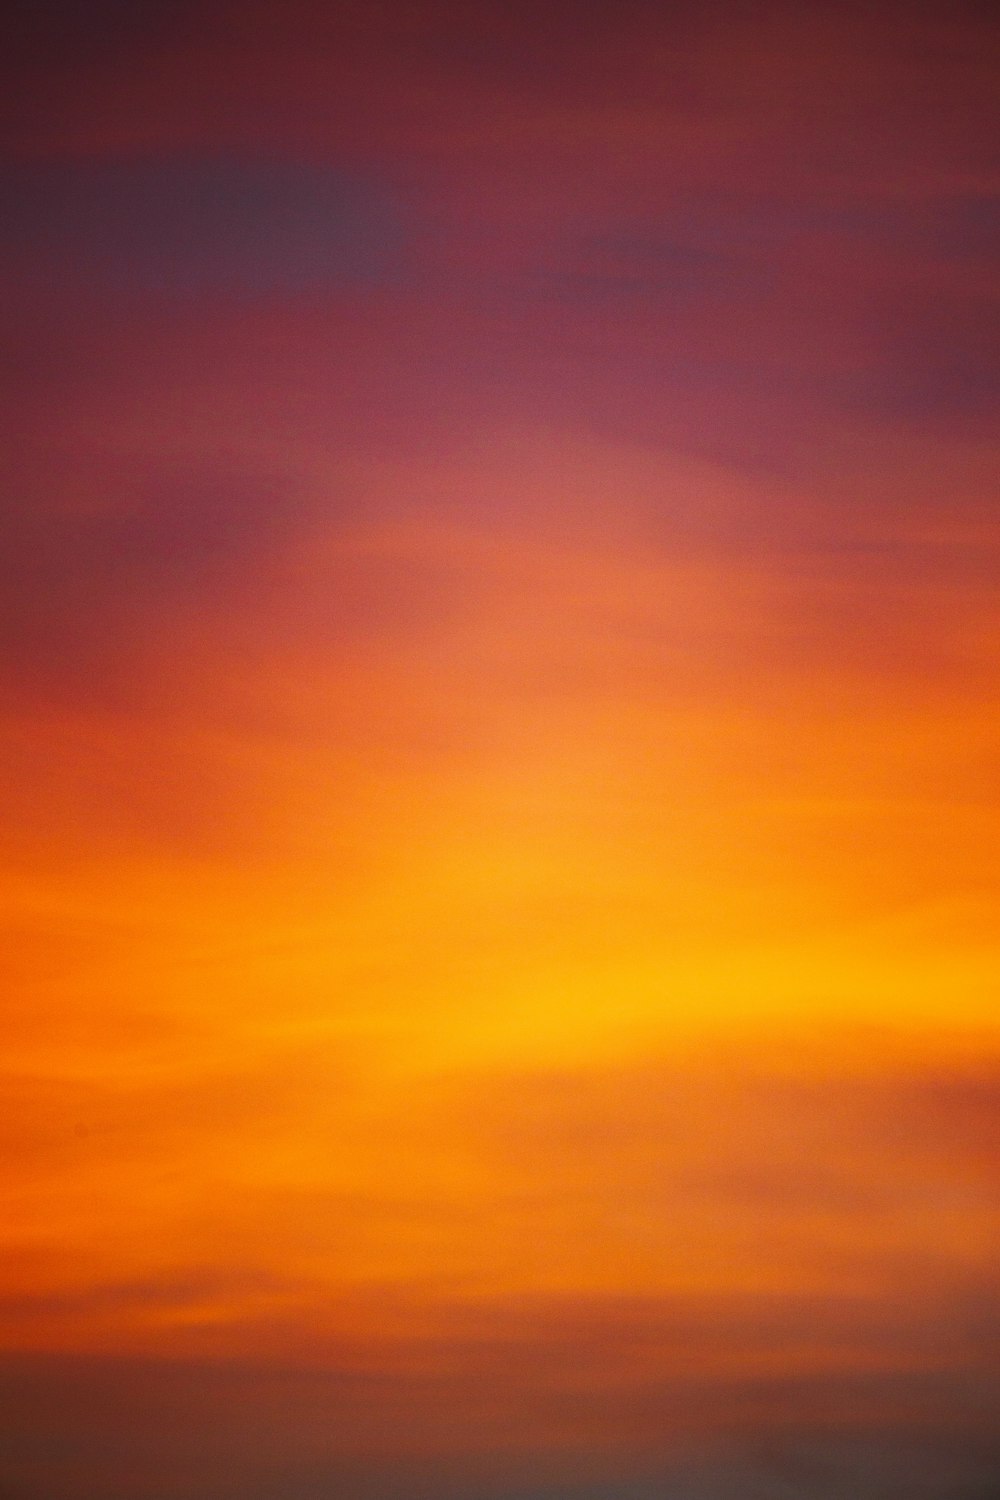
[1,3,998,1497]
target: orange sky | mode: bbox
[1,4,998,1497]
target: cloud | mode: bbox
[0,156,406,301]
[0,458,311,706]
[0,1347,998,1499]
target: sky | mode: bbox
[0,2,998,1496]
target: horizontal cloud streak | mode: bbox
[0,157,406,299]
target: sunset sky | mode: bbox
[1,3,998,1496]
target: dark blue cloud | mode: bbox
[0,156,407,298]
